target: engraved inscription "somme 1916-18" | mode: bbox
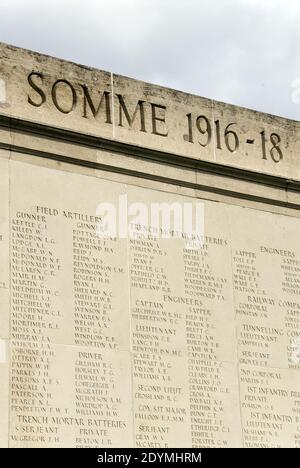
[27,72,284,163]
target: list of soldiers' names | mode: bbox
[4,164,300,448]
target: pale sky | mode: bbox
[0,0,300,120]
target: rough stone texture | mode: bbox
[0,43,299,448]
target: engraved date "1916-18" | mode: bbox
[183,113,283,163]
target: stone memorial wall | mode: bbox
[0,43,299,447]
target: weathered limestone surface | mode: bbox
[0,42,300,181]
[0,43,299,448]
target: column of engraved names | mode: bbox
[9,208,63,446]
[183,236,239,447]
[233,248,286,369]
[259,247,300,447]
[9,203,132,447]
[278,247,300,370]
[72,219,130,447]
[233,245,300,366]
[232,216,299,447]
[130,234,191,448]
[232,241,300,446]
[239,366,300,447]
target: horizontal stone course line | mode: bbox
[0,113,299,192]
[1,140,300,212]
